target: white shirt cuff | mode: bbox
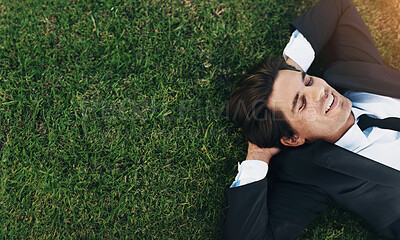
[283,30,315,72]
[230,160,269,188]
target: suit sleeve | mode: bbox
[223,176,330,240]
[224,177,273,240]
[290,0,383,65]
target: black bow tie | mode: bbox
[357,114,400,132]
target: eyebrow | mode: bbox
[291,71,307,113]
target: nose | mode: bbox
[304,85,326,103]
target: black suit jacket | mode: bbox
[224,0,400,239]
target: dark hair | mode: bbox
[227,58,298,148]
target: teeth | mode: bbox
[325,94,334,113]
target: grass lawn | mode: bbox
[0,0,396,239]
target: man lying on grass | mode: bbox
[224,0,400,239]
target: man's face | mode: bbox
[267,70,354,145]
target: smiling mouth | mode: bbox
[325,94,334,113]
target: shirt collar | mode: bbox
[334,108,372,151]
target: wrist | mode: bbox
[246,151,272,165]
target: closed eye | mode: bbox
[306,77,313,86]
[299,77,312,111]
[299,95,306,111]
[292,74,313,114]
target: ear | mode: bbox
[280,135,305,147]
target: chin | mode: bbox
[342,96,352,111]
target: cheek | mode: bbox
[300,103,320,122]
[288,116,310,133]
[304,108,318,121]
[291,121,315,137]
[288,110,318,129]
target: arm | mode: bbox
[224,168,330,240]
[224,144,329,240]
[290,0,382,65]
[224,143,278,240]
[224,175,273,240]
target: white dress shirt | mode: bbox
[336,91,400,170]
[231,30,400,187]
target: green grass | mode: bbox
[0,0,389,239]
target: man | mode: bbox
[224,0,400,239]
